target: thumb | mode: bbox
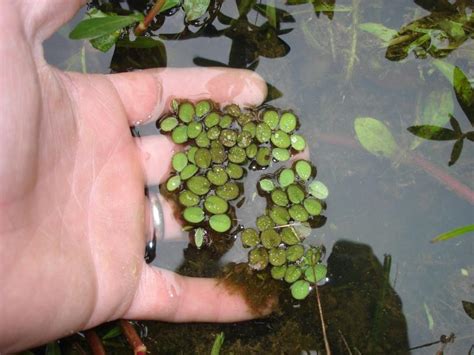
[20,0,86,43]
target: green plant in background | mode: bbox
[431,224,474,243]
[407,66,474,166]
[359,2,473,61]
[355,66,473,166]
[69,0,211,52]
[159,99,328,300]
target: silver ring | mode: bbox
[144,189,164,263]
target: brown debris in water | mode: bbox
[218,262,283,316]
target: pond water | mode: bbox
[44,0,473,353]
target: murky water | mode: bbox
[44,1,473,353]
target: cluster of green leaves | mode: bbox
[159,99,328,300]
[359,3,473,61]
[69,0,211,52]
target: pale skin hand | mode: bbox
[0,1,267,352]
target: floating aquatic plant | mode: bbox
[159,99,329,299]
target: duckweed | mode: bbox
[271,130,291,149]
[249,247,269,271]
[195,100,211,117]
[204,195,229,214]
[180,164,198,180]
[304,264,327,283]
[268,248,287,266]
[290,280,310,300]
[187,176,210,195]
[278,168,295,188]
[261,229,281,249]
[178,102,194,123]
[289,204,309,222]
[226,163,244,180]
[207,167,228,186]
[160,116,178,132]
[172,152,188,172]
[256,215,275,231]
[241,228,260,247]
[228,146,246,164]
[259,179,275,192]
[183,206,205,223]
[160,100,329,301]
[271,189,289,207]
[284,265,302,283]
[187,121,202,139]
[309,180,329,199]
[216,182,240,200]
[271,265,287,280]
[166,175,181,192]
[179,190,200,207]
[269,206,290,225]
[295,160,312,181]
[209,214,232,232]
[272,147,290,161]
[263,110,279,130]
[279,112,298,133]
[171,125,188,144]
[290,134,306,151]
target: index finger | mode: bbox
[107,67,268,126]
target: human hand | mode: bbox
[0,1,266,352]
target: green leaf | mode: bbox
[266,2,277,28]
[453,66,474,126]
[211,332,225,355]
[431,224,474,243]
[462,300,474,320]
[466,131,474,141]
[411,89,454,149]
[69,13,143,40]
[354,117,398,158]
[183,0,211,22]
[432,59,455,84]
[448,138,463,166]
[359,23,398,45]
[407,125,458,141]
[449,115,462,136]
[161,0,181,13]
[101,325,122,340]
[90,30,120,52]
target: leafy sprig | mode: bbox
[407,66,474,166]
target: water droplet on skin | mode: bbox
[134,119,144,126]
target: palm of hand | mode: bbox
[0,2,266,352]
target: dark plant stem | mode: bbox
[314,133,474,205]
[314,283,331,354]
[84,330,106,355]
[119,319,147,355]
[135,0,167,35]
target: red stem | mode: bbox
[119,319,147,355]
[134,0,167,35]
[84,330,106,355]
